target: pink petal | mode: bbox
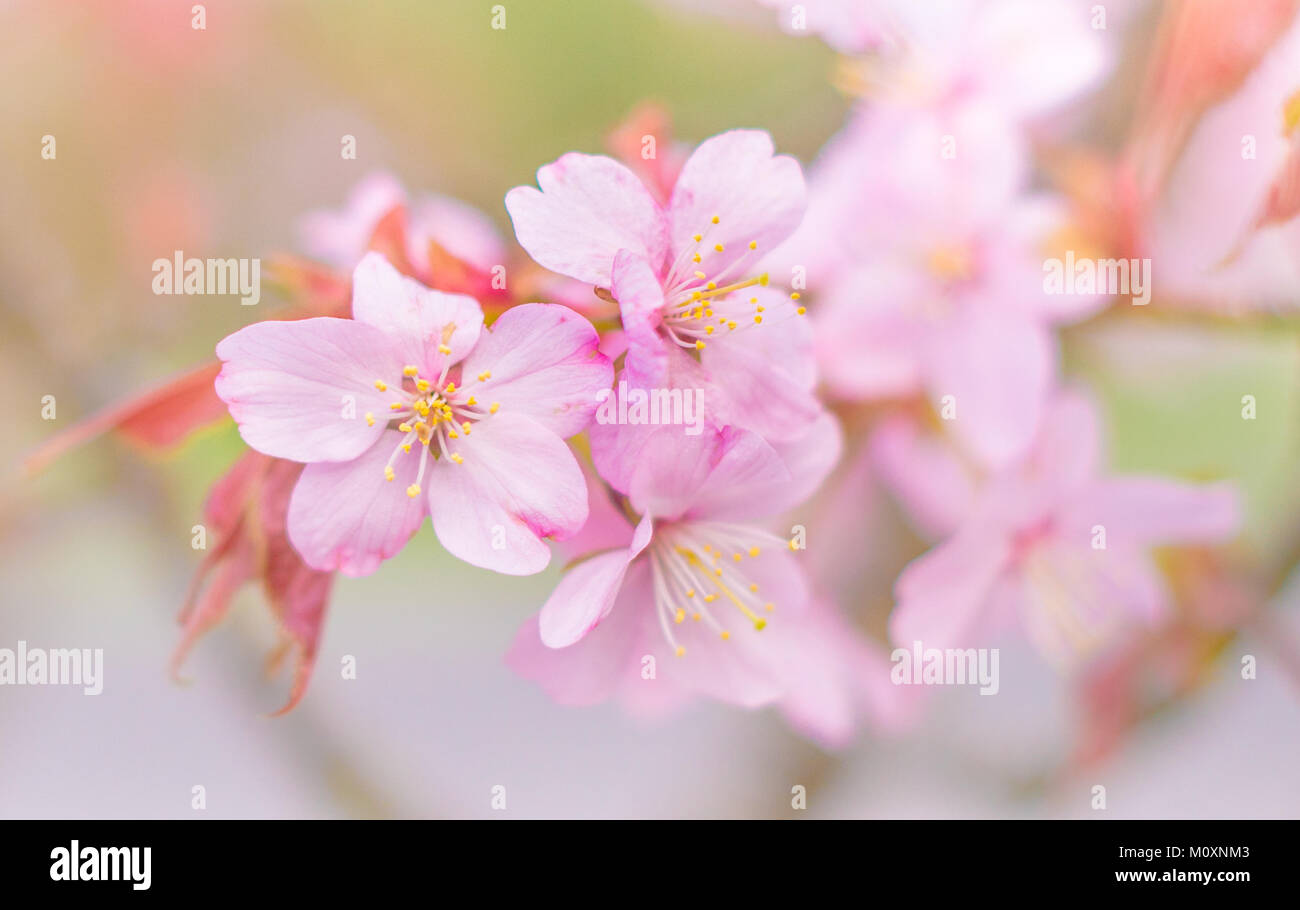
[667,130,806,279]
[350,252,483,378]
[214,316,402,463]
[923,307,1056,470]
[611,250,669,390]
[814,265,926,400]
[699,287,822,439]
[538,516,654,648]
[286,430,428,576]
[1063,478,1241,549]
[890,525,1013,650]
[505,153,669,287]
[506,559,656,706]
[426,413,588,575]
[459,303,612,438]
[869,415,975,540]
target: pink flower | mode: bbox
[505,129,819,440]
[780,103,1108,467]
[298,171,506,277]
[505,416,910,747]
[888,390,1241,665]
[214,252,613,576]
[1145,11,1300,311]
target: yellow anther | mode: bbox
[748,547,759,557]
[765,602,775,612]
[753,618,767,631]
[403,365,419,377]
[450,453,463,464]
[398,422,412,433]
[675,608,685,624]
[754,315,763,324]
[706,281,717,290]
[756,306,765,313]
[733,553,742,562]
[461,421,472,433]
[438,344,452,355]
[749,583,759,593]
[406,484,420,498]
[365,413,375,426]
[759,273,770,286]
[691,613,701,621]
[489,402,500,414]
[710,215,720,224]
[727,321,737,330]
[703,309,713,317]
[675,646,686,657]
[694,270,706,280]
[384,466,395,482]
[416,378,431,393]
[797,306,807,315]
[477,370,492,382]
[694,340,706,350]
[402,443,412,453]
[789,539,798,550]
[389,402,403,411]
[374,380,388,391]
[790,292,801,301]
[705,326,714,335]
[685,589,695,598]
[466,396,477,406]
[444,382,456,394]
[449,430,459,439]
[714,244,724,253]
[692,253,701,263]
[692,233,702,242]
[704,594,717,603]
[720,630,731,640]
[748,240,757,250]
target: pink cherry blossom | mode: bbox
[214,252,612,576]
[504,417,912,746]
[777,102,1109,467]
[888,390,1241,665]
[505,129,820,440]
[1145,11,1300,311]
[298,171,506,276]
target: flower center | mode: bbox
[646,521,790,658]
[362,325,500,499]
[657,214,806,353]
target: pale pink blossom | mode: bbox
[781,103,1108,467]
[889,390,1241,665]
[505,129,819,440]
[507,419,908,744]
[1146,11,1300,311]
[298,171,507,276]
[214,252,612,576]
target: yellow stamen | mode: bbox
[403,365,419,377]
[406,484,420,498]
[384,466,395,482]
[365,413,375,426]
[373,380,388,391]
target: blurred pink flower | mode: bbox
[214,252,612,576]
[783,103,1108,467]
[1146,10,1300,310]
[298,171,506,278]
[889,390,1241,665]
[508,419,904,745]
[506,129,819,440]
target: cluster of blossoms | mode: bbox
[33,0,1299,753]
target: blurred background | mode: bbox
[1,0,1298,818]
